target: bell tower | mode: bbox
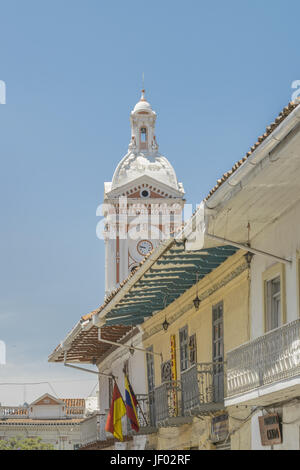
[128,89,158,154]
[103,90,185,297]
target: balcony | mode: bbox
[126,394,157,435]
[227,319,300,399]
[181,362,226,416]
[80,395,157,448]
[154,380,192,427]
[80,413,108,447]
[152,364,226,427]
[0,406,28,418]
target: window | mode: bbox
[146,347,156,426]
[140,127,147,142]
[266,276,281,331]
[263,263,286,333]
[212,302,224,402]
[146,347,155,392]
[140,189,150,198]
[179,326,189,372]
[297,252,300,317]
[189,334,197,365]
[212,303,224,365]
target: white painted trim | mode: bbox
[225,375,300,407]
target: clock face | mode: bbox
[137,239,153,256]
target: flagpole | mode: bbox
[124,371,149,427]
[113,375,127,409]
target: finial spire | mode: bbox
[140,73,146,101]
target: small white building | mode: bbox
[78,326,152,450]
[0,393,96,450]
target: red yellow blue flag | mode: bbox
[124,375,140,432]
[105,382,126,441]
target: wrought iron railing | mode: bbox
[227,319,300,397]
[154,381,182,426]
[135,394,152,427]
[181,362,226,414]
[126,393,156,434]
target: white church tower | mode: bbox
[103,90,185,297]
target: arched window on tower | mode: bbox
[140,127,147,149]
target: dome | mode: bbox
[109,90,184,195]
[111,151,181,191]
[132,90,153,114]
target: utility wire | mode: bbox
[0,379,97,385]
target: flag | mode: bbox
[105,382,126,441]
[124,375,140,432]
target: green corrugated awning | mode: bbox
[105,243,237,326]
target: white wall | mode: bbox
[250,201,300,340]
[249,199,300,450]
[0,424,81,450]
[98,331,147,414]
[29,404,65,419]
[251,410,271,450]
[84,395,99,416]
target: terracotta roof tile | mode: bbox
[0,419,83,425]
[61,398,85,415]
[205,101,299,200]
[61,398,85,408]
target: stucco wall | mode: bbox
[228,406,252,450]
[0,424,81,450]
[250,201,300,340]
[29,404,65,419]
[141,251,250,450]
[143,251,250,386]
[98,332,147,415]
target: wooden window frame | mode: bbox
[212,301,224,364]
[297,250,300,318]
[189,333,197,366]
[263,263,286,333]
[179,325,189,372]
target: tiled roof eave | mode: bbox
[205,101,299,201]
[0,419,83,425]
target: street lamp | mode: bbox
[162,318,170,331]
[162,295,169,331]
[244,251,254,268]
[193,272,201,310]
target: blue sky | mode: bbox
[1,0,300,404]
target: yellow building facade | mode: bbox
[141,250,251,450]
